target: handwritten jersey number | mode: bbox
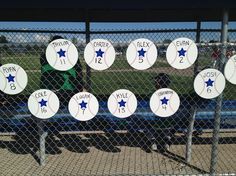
[60,59,66,65]
[139,57,144,63]
[118,107,125,113]
[95,57,102,64]
[162,105,167,110]
[10,83,16,90]
[41,107,47,113]
[207,87,212,93]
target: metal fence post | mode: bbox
[38,119,48,166]
[185,21,201,163]
[193,21,201,76]
[185,107,197,163]
[85,20,91,92]
[210,9,228,175]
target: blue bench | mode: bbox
[0,100,236,133]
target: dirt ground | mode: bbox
[0,132,235,176]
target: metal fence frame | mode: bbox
[0,10,235,175]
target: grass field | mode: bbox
[1,54,236,100]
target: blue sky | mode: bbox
[0,21,236,30]
[0,22,235,43]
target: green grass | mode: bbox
[224,82,236,100]
[1,55,236,100]
[91,71,156,96]
[81,56,170,70]
[2,54,41,71]
[91,71,194,96]
[24,72,41,94]
[197,55,213,68]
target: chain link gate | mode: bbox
[0,22,236,175]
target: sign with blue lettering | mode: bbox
[166,37,198,69]
[108,89,137,118]
[68,92,99,121]
[84,39,116,70]
[46,39,78,71]
[0,63,28,95]
[126,38,157,70]
[28,89,60,119]
[150,88,180,117]
[194,68,225,99]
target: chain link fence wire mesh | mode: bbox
[0,26,235,175]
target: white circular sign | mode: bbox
[84,39,116,70]
[126,38,158,70]
[166,37,198,69]
[68,92,99,121]
[224,54,236,84]
[0,63,28,95]
[28,89,60,119]
[46,39,78,71]
[108,89,137,118]
[150,88,180,117]
[194,68,225,99]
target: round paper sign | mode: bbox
[108,89,137,118]
[0,63,28,95]
[126,38,158,70]
[166,37,198,69]
[150,88,180,117]
[68,92,99,121]
[194,68,225,99]
[28,89,60,119]
[84,39,116,70]
[46,39,78,71]
[224,54,236,84]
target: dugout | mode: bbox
[0,0,236,175]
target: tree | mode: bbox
[0,35,8,43]
[163,39,172,44]
[71,37,78,46]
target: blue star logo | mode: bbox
[178,48,187,57]
[96,49,104,57]
[39,99,47,107]
[138,48,146,57]
[118,99,126,107]
[6,74,15,83]
[79,100,87,109]
[57,49,66,58]
[160,97,169,105]
[205,78,214,87]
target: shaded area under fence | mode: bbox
[0,132,235,175]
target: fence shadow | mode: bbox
[59,134,90,153]
[159,150,209,174]
[0,131,235,167]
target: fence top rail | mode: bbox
[0,42,235,48]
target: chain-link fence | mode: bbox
[0,24,236,175]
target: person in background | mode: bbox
[211,46,221,68]
[40,35,84,105]
[149,73,173,152]
[148,71,211,153]
[34,35,84,154]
